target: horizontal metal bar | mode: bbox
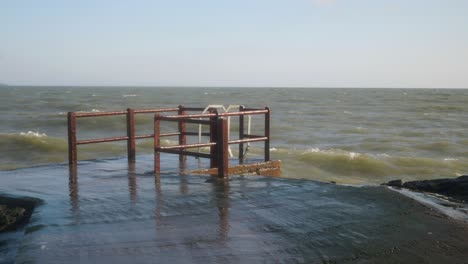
[134,108,179,114]
[75,111,127,118]
[135,134,153,139]
[157,116,212,125]
[219,110,268,117]
[156,148,212,159]
[180,107,206,111]
[228,137,268,144]
[135,132,180,140]
[159,142,216,150]
[185,131,210,137]
[163,113,216,119]
[242,134,266,139]
[242,108,265,111]
[77,136,129,145]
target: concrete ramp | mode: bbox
[1,156,467,263]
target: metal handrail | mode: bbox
[153,106,271,177]
[68,105,271,172]
[68,107,180,165]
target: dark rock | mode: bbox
[384,179,403,187]
[401,175,468,202]
[0,205,26,232]
[0,195,39,233]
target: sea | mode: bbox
[1,86,467,185]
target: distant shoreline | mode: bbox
[1,85,468,89]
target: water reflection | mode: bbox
[211,178,230,243]
[127,162,137,203]
[68,162,232,242]
[68,165,80,222]
[179,161,188,194]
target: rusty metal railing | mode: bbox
[154,107,270,178]
[68,105,271,178]
[67,107,180,166]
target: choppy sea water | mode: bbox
[1,86,467,184]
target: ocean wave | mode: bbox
[1,131,467,185]
[19,131,47,138]
[263,147,467,184]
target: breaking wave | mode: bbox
[0,132,177,170]
[1,132,466,185]
[259,147,467,184]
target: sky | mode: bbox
[1,0,467,88]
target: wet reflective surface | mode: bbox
[1,156,468,263]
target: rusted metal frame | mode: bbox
[159,142,216,150]
[68,112,77,166]
[264,107,270,162]
[216,118,229,178]
[134,108,179,114]
[77,136,129,145]
[138,131,210,138]
[154,114,161,175]
[228,137,268,144]
[75,111,127,118]
[185,131,210,137]
[238,105,245,164]
[179,107,206,112]
[164,113,216,119]
[157,149,213,159]
[135,132,181,140]
[209,109,219,169]
[127,108,136,162]
[157,116,211,125]
[219,110,268,117]
[242,107,265,111]
[178,105,187,162]
[76,108,180,117]
[242,134,266,139]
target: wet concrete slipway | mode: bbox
[1,156,468,264]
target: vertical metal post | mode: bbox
[264,107,270,162]
[209,109,218,169]
[217,118,229,178]
[238,105,244,163]
[154,114,161,175]
[67,112,77,166]
[127,108,136,162]
[178,105,187,162]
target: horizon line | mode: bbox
[2,84,468,89]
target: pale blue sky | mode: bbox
[1,0,467,88]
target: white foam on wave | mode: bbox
[303,148,361,159]
[123,94,138,98]
[302,148,384,159]
[20,131,47,137]
[305,147,321,153]
[377,153,391,158]
[443,158,458,161]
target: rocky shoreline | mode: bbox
[0,196,37,233]
[383,175,468,203]
[0,205,26,232]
